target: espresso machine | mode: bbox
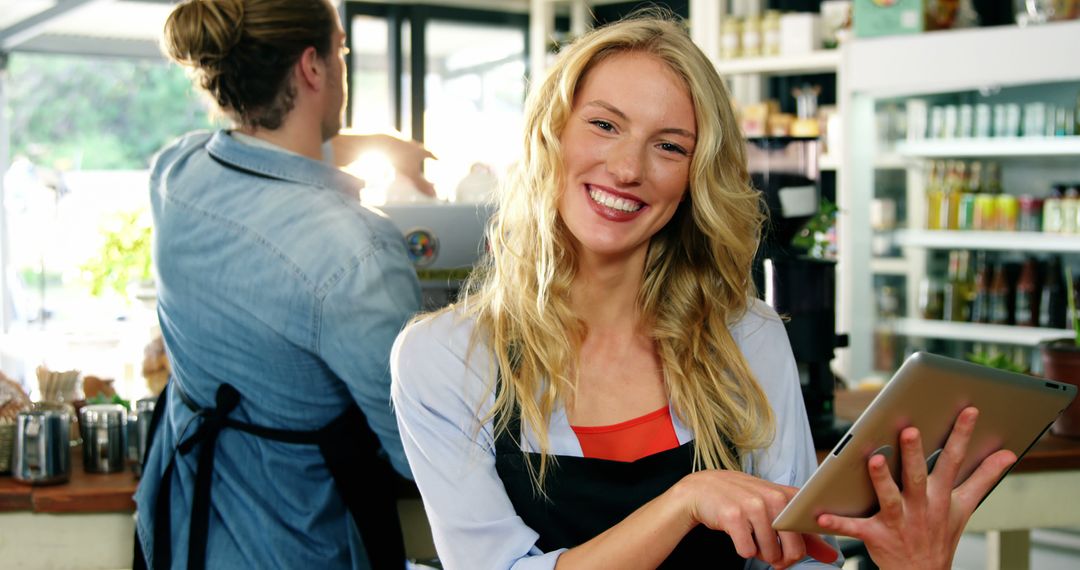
[378,202,492,311]
[748,137,850,448]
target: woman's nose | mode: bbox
[606,140,645,185]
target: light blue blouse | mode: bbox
[391,299,843,569]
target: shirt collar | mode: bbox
[206,129,364,196]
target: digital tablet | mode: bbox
[772,351,1077,534]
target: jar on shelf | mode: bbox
[721,17,741,59]
[1018,195,1043,232]
[762,10,781,56]
[741,13,762,58]
[1043,183,1065,233]
[995,194,1019,231]
[1062,186,1079,234]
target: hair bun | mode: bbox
[162,0,246,68]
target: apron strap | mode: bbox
[316,405,406,569]
[150,381,405,570]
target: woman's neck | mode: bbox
[571,249,647,331]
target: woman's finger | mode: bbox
[774,530,807,568]
[898,426,929,515]
[725,522,759,560]
[816,513,871,541]
[952,449,1017,514]
[933,407,980,489]
[748,506,782,565]
[867,452,903,522]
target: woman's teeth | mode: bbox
[588,187,643,213]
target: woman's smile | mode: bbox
[585,184,647,220]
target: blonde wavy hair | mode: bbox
[460,13,774,486]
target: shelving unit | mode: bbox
[895,136,1080,159]
[712,49,840,76]
[892,230,1080,253]
[892,318,1072,346]
[840,20,1080,385]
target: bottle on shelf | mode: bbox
[1043,183,1065,234]
[943,250,973,322]
[925,161,946,230]
[945,161,967,230]
[958,160,982,230]
[1014,257,1040,327]
[989,260,1012,325]
[985,161,1003,194]
[1062,186,1079,234]
[874,285,901,372]
[971,251,993,324]
[1039,255,1067,329]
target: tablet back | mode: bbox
[772,351,1077,534]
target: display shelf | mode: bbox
[892,230,1080,253]
[842,21,1080,383]
[892,317,1071,346]
[874,153,908,170]
[895,137,1080,159]
[870,257,908,275]
[819,154,840,172]
[713,49,840,76]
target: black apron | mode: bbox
[138,382,404,570]
[493,409,745,568]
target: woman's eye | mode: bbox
[589,120,615,132]
[659,142,688,156]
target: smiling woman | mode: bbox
[557,51,696,263]
[390,10,1018,570]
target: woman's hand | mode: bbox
[675,470,838,569]
[331,132,437,197]
[816,407,1017,570]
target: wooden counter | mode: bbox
[0,446,137,513]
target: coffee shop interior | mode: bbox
[1,0,1080,568]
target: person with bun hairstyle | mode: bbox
[134,1,429,569]
[390,13,1017,570]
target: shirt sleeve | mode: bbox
[318,234,420,479]
[736,302,845,570]
[391,313,566,570]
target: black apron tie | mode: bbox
[179,384,239,570]
[147,382,405,570]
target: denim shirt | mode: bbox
[135,130,420,570]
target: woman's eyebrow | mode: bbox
[583,99,695,140]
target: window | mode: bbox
[345,3,529,202]
[0,52,219,397]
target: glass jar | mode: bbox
[1017,195,1043,232]
[762,11,781,56]
[721,17,741,59]
[741,14,761,58]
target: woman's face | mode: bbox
[557,51,696,264]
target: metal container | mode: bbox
[13,404,72,485]
[130,396,157,477]
[79,404,128,474]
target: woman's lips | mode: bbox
[585,184,646,222]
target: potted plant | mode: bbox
[80,209,154,305]
[1040,266,1080,438]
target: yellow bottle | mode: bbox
[925,161,945,230]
